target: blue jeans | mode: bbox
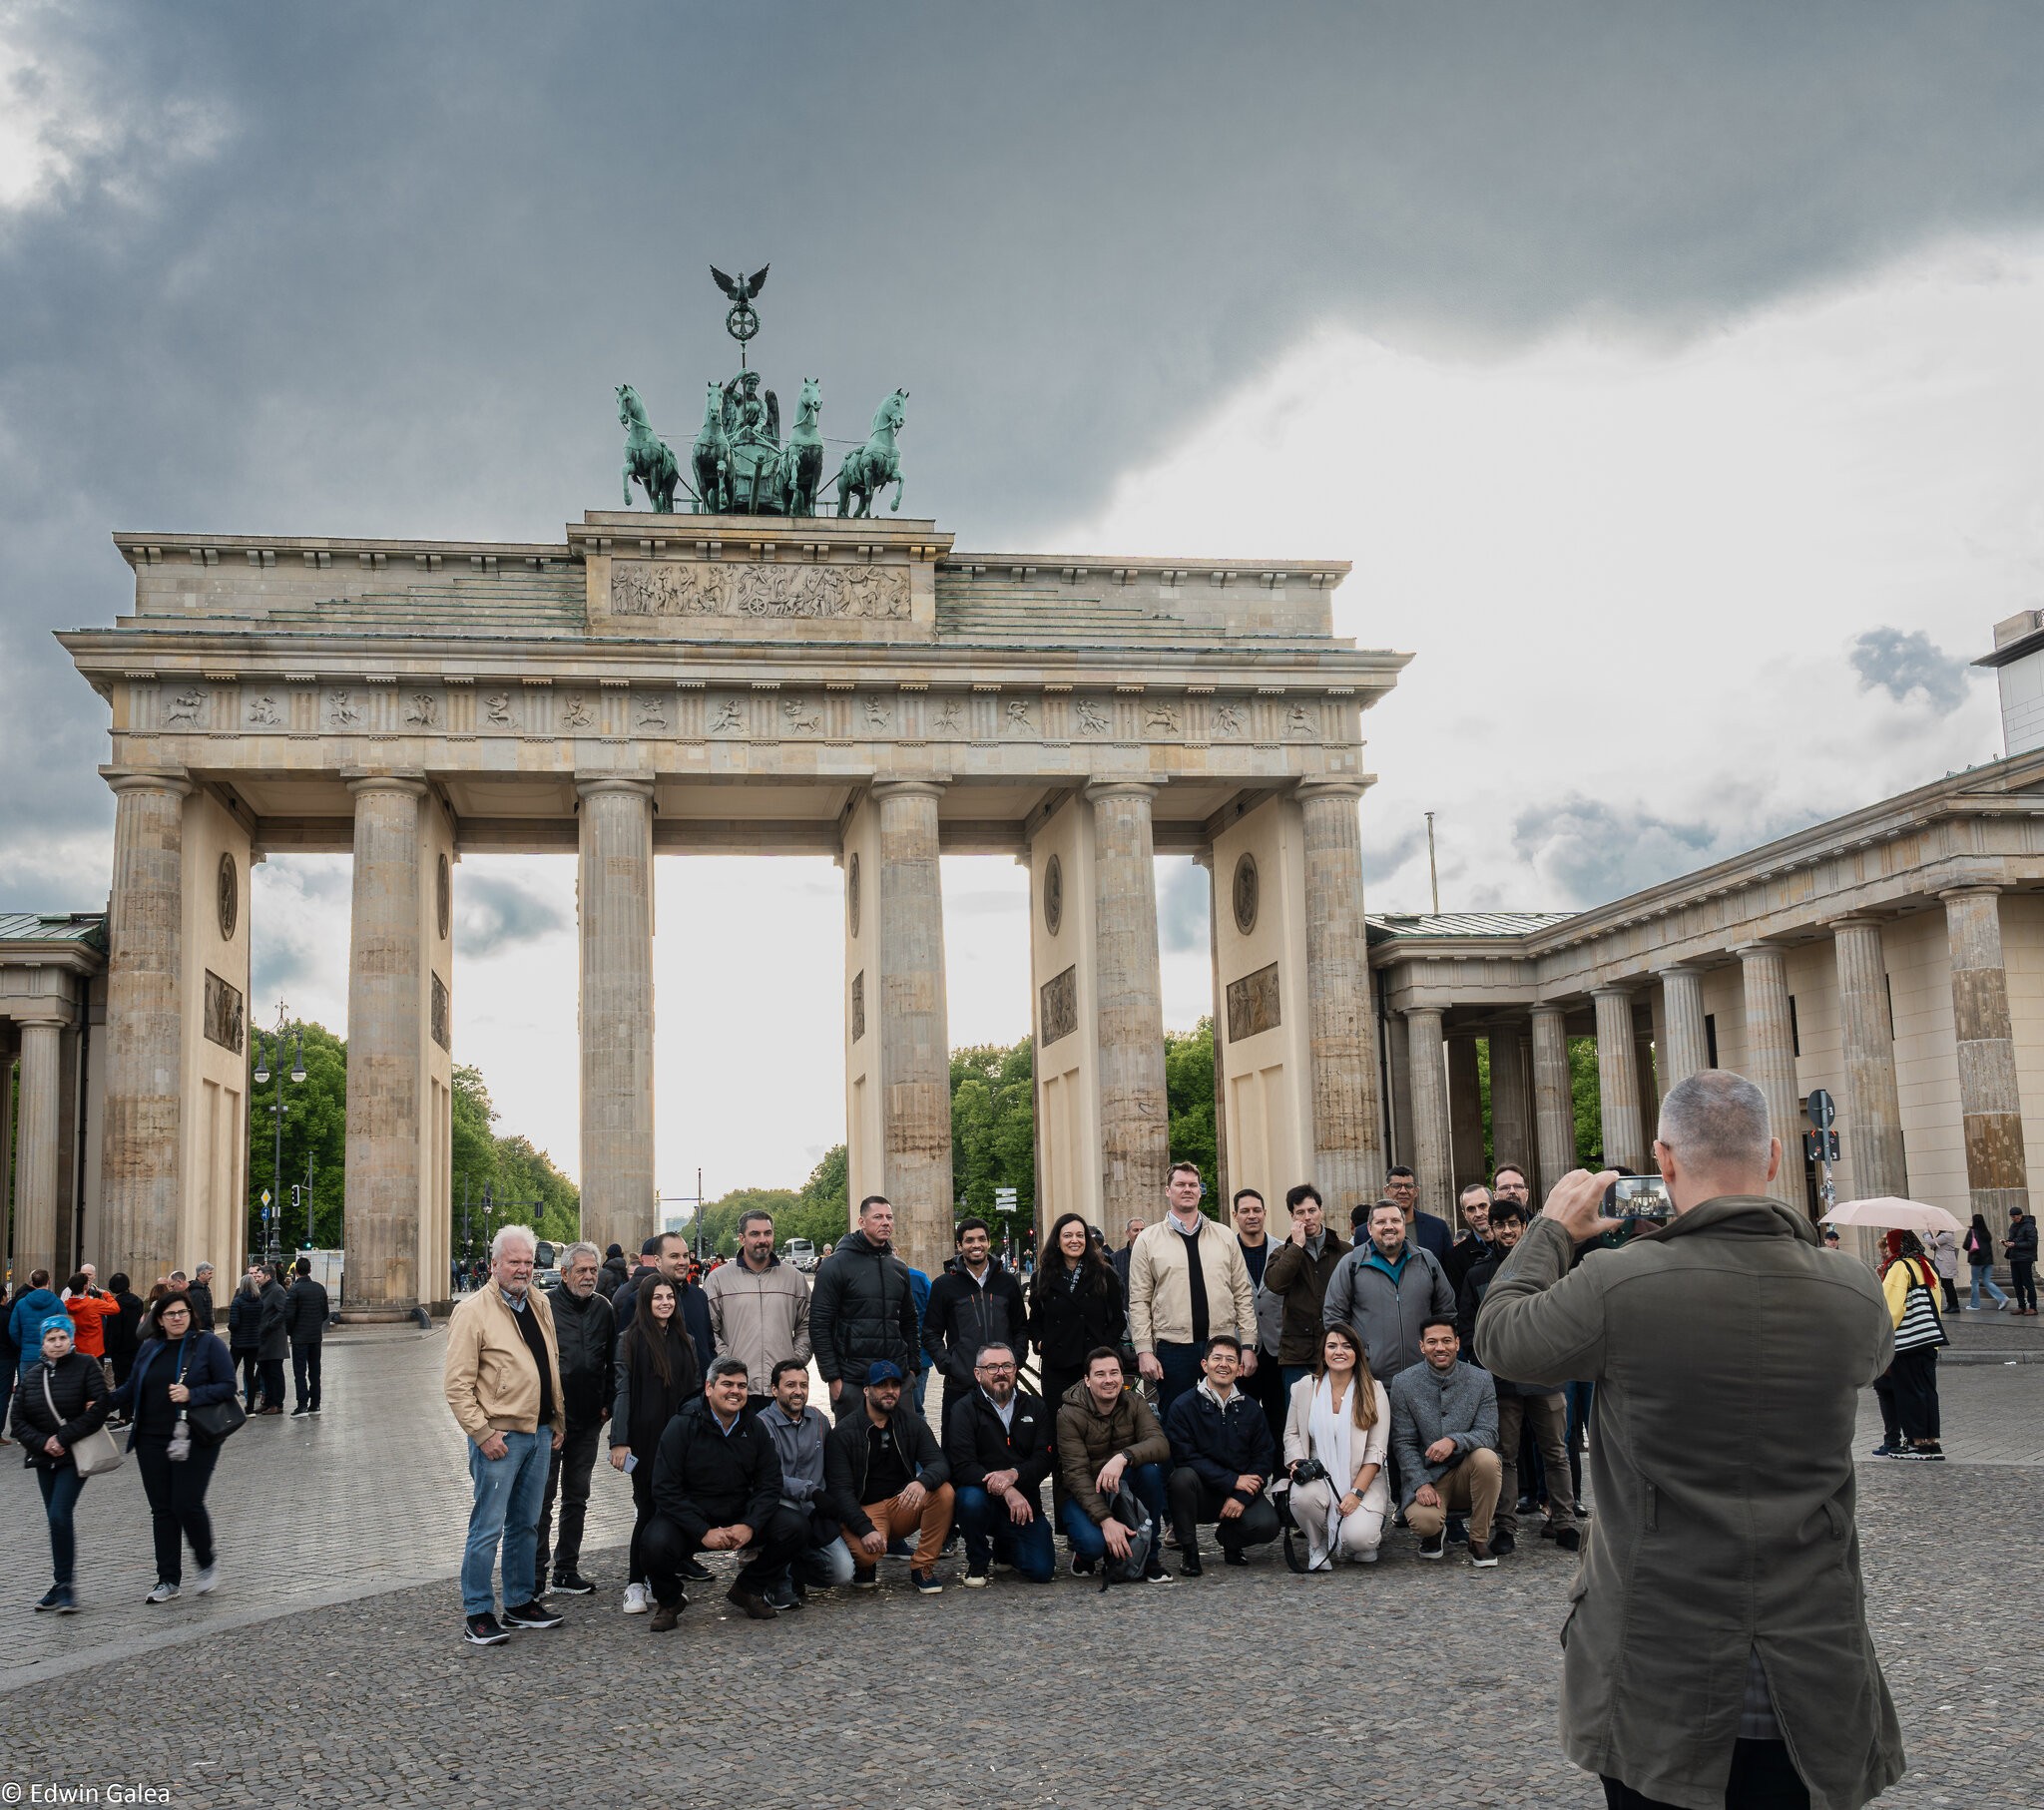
[1057,1462,1167,1560]
[1281,1364,1313,1398]
[462,1429,550,1616]
[1969,1263,2008,1309]
[954,1485,1057,1582]
[1152,1343,1205,1419]
[38,1465,87,1586]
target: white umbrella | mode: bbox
[1823,1196,1965,1236]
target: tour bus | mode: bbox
[533,1238,560,1289]
[782,1237,816,1272]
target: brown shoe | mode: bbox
[648,1602,680,1633]
[726,1585,777,1621]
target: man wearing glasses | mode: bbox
[942,1342,1055,1585]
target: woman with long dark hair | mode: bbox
[1872,1231,1945,1461]
[1281,1324,1391,1569]
[1028,1213,1126,1412]
[608,1276,700,1613]
[1963,1212,2009,1311]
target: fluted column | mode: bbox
[578,777,657,1261]
[874,780,953,1280]
[99,770,191,1282]
[1531,1005,1575,1183]
[1592,987,1645,1172]
[1832,917,1908,1200]
[1089,780,1169,1233]
[1404,1007,1453,1217]
[1658,966,1709,1090]
[1942,887,2030,1235]
[1489,1023,1533,1181]
[1736,942,1802,1206]
[1385,1009,1413,1172]
[346,776,427,1313]
[1297,781,1384,1203]
[13,1015,67,1281]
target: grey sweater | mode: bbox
[756,1400,829,1513]
[1387,1357,1498,1510]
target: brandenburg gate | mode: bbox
[60,510,1405,1313]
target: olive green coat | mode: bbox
[1474,1197,1903,1810]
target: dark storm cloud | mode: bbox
[5,1,2044,900]
[1849,628,1977,711]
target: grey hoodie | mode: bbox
[1387,1356,1498,1509]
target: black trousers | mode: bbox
[1240,1347,1288,1452]
[2013,1260,2039,1312]
[1874,1346,1940,1444]
[257,1357,285,1408]
[134,1436,220,1585]
[537,1418,603,1580]
[1166,1467,1280,1555]
[1603,1738,1808,1809]
[628,1462,657,1584]
[290,1341,322,1410]
[643,1503,806,1608]
[237,1351,260,1407]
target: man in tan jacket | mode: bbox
[444,1224,565,1647]
[1128,1161,1258,1416]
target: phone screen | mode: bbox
[1605,1174,1673,1220]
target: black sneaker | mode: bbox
[463,1611,511,1646]
[289,1405,310,1417]
[501,1599,564,1629]
[910,1569,943,1594]
[1068,1554,1096,1578]
[1221,1546,1248,1568]
[765,1583,803,1611]
[551,1572,597,1596]
[1417,1532,1446,1561]
[1489,1529,1517,1558]
[1179,1552,1204,1579]
[35,1585,65,1612]
[850,1568,879,1590]
[1445,1516,1468,1546]
[681,1557,715,1583]
[1142,1552,1171,1583]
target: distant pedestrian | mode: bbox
[1927,1225,1961,1314]
[610,1276,702,1615]
[10,1269,63,1381]
[283,1257,329,1416]
[255,1264,290,1414]
[228,1272,263,1408]
[109,1290,238,1604]
[187,1263,217,1331]
[1873,1232,1945,1460]
[597,1242,631,1301]
[103,1274,146,1410]
[62,1273,119,1387]
[442,1225,566,1647]
[11,1314,111,1611]
[1963,1212,2009,1310]
[2006,1204,2039,1315]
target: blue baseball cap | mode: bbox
[864,1360,904,1386]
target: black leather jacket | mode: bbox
[546,1282,616,1428]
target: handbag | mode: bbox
[41,1369,123,1478]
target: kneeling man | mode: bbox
[942,1341,1055,1584]
[1163,1334,1279,1577]
[1390,1317,1501,1568]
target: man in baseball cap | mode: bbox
[820,1358,955,1594]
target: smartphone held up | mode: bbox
[1605,1174,1674,1222]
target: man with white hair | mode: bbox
[1476,1070,1903,1810]
[538,1240,614,1595]
[443,1224,566,1647]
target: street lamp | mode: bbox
[252,1001,306,1266]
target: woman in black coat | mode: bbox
[228,1273,263,1409]
[10,1312,111,1612]
[1028,1212,1128,1411]
[104,1273,147,1395]
[607,1277,701,1611]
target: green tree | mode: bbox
[948,1039,1036,1235]
[1569,1036,1605,1167]
[1165,1017,1219,1211]
[245,1021,347,1251]
[449,1065,580,1257]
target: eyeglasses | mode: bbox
[975,1361,1016,1374]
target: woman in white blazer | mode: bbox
[1281,1323,1391,1568]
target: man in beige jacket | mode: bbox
[1128,1161,1258,1416]
[444,1224,565,1647]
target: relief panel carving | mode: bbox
[1039,965,1078,1047]
[204,970,246,1054]
[611,560,911,621]
[1225,961,1281,1044]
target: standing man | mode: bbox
[2006,1203,2039,1314]
[1386,1165,1454,1260]
[1111,1217,1146,1305]
[188,1263,217,1332]
[255,1263,290,1416]
[1231,1189,1289,1439]
[943,1341,1055,1585]
[442,1224,566,1647]
[756,1357,851,1608]
[922,1216,1029,1424]
[1390,1317,1502,1566]
[616,1232,715,1375]
[1162,1335,1279,1576]
[1476,1070,1903,1808]
[821,1358,954,1594]
[282,1257,329,1418]
[1264,1183,1351,1394]
[1322,1200,1457,1391]
[1127,1161,1258,1417]
[538,1240,614,1596]
[704,1208,811,1411]
[808,1195,922,1410]
[1442,1183,1495,1292]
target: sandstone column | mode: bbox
[874,780,953,1279]
[346,776,428,1315]
[1200,852,1230,1207]
[99,770,191,1282]
[1297,780,1384,1204]
[1404,1007,1454,1218]
[578,777,657,1260]
[1531,1004,1576,1185]
[1089,780,1170,1233]
[1942,887,2031,1235]
[1447,1035,1484,1204]
[1592,987,1645,1172]
[1832,917,1908,1200]
[1385,1010,1413,1173]
[1658,966,1709,1091]
[13,1015,67,1281]
[1736,942,1802,1206]
[1489,1023,1533,1180]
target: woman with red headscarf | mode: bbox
[1870,1231,1945,1460]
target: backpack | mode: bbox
[1098,1480,1155,1590]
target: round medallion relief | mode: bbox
[217,852,239,941]
[1043,852,1063,936]
[1232,852,1259,937]
[437,853,451,942]
[847,853,861,937]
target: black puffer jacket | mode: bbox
[284,1277,329,1343]
[1028,1262,1127,1371]
[187,1280,216,1331]
[228,1285,262,1354]
[922,1258,1029,1388]
[546,1283,616,1428]
[10,1351,111,1471]
[808,1229,920,1389]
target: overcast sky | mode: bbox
[4,3,2042,1194]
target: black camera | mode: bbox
[1289,1458,1329,1486]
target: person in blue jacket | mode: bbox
[10,1269,64,1378]
[109,1290,238,1603]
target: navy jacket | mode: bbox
[1164,1382,1277,1503]
[111,1331,237,1451]
[922,1258,1029,1388]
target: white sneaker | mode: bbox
[194,1564,220,1595]
[621,1582,650,1614]
[145,1581,181,1604]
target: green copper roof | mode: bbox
[0,912,108,949]
[1366,910,1575,943]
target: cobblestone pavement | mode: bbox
[2,1337,2039,1808]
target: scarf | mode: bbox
[1306,1373,1356,1561]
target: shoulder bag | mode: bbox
[42,1368,123,1478]
[190,1340,248,1444]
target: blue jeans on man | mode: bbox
[954,1485,1057,1582]
[1056,1462,1168,1561]
[462,1429,551,1616]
